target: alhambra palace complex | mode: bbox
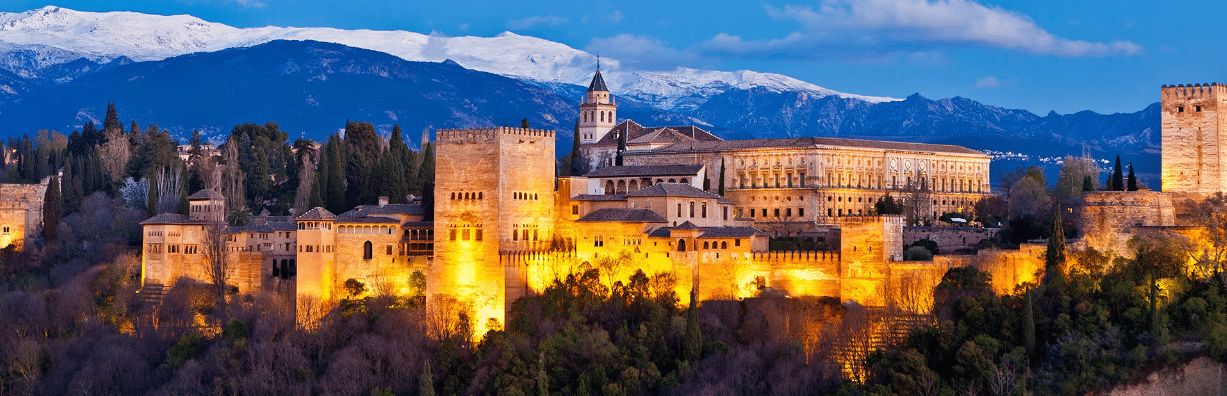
[109,73,1226,332]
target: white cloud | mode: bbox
[506,15,568,30]
[587,34,698,70]
[973,76,1000,88]
[699,0,1140,60]
[607,10,623,23]
[229,0,265,7]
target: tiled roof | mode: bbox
[583,164,704,178]
[637,136,987,156]
[187,189,224,200]
[588,69,609,92]
[625,183,736,204]
[270,222,297,231]
[403,221,435,228]
[576,208,668,223]
[140,213,207,225]
[226,224,275,233]
[571,194,628,201]
[589,120,723,147]
[673,221,701,230]
[646,225,767,238]
[296,207,337,221]
[339,203,425,217]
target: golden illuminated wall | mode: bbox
[0,177,49,251]
[835,216,903,306]
[434,127,555,338]
[332,222,417,296]
[296,221,336,302]
[1161,84,1227,193]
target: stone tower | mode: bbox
[432,126,556,337]
[1161,83,1227,194]
[578,68,617,144]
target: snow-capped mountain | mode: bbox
[0,6,894,108]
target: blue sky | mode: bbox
[2,0,1210,115]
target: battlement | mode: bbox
[436,127,556,143]
[748,250,840,262]
[1161,83,1227,100]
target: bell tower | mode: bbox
[579,64,617,144]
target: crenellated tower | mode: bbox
[1161,83,1227,194]
[432,126,556,337]
[578,67,617,144]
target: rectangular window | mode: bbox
[450,229,457,241]
[798,208,804,217]
[723,206,728,220]
[572,205,579,215]
[476,229,483,241]
[677,203,682,217]
[774,208,780,217]
[386,245,393,255]
[533,230,538,241]
[786,208,792,217]
[702,203,707,218]
[763,209,768,217]
[749,209,755,218]
[523,229,529,241]
[513,229,519,241]
[735,239,741,247]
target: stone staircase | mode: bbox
[135,283,169,308]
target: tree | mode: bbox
[1082,175,1094,192]
[903,180,932,225]
[293,139,317,214]
[875,194,905,215]
[200,214,233,315]
[718,159,726,196]
[1008,176,1050,220]
[521,118,530,129]
[420,361,435,396]
[43,175,61,241]
[103,102,121,133]
[1044,208,1066,286]
[615,131,626,166]
[1055,155,1098,201]
[1111,155,1124,191]
[1127,231,1192,355]
[1185,193,1227,281]
[1127,162,1138,191]
[684,286,701,361]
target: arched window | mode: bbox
[703,241,710,249]
[678,239,687,252]
[605,180,615,194]
[272,259,280,277]
[451,192,456,200]
[363,241,373,260]
[721,241,728,249]
[629,180,639,192]
[617,180,626,194]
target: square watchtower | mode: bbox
[1161,83,1227,194]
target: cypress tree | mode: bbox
[147,172,159,218]
[1044,208,1066,286]
[718,159,726,196]
[1127,162,1138,191]
[326,135,347,214]
[43,175,60,241]
[615,132,626,167]
[1111,155,1124,191]
[570,119,586,176]
[537,352,548,396]
[1023,287,1036,360]
[1082,175,1094,192]
[521,118,530,129]
[419,361,435,396]
[683,286,702,361]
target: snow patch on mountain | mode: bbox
[0,6,896,106]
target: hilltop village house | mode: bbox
[139,73,1227,335]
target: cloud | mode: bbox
[506,15,568,30]
[973,76,1000,88]
[606,10,623,23]
[586,34,698,70]
[698,0,1140,60]
[227,0,265,7]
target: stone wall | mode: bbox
[0,177,49,250]
[1074,191,1175,255]
[903,226,1003,253]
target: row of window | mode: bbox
[299,222,332,230]
[451,192,483,200]
[602,178,690,194]
[448,228,484,241]
[676,239,741,252]
[513,192,539,200]
[300,245,334,253]
[742,207,805,219]
[736,173,806,189]
[582,109,613,124]
[146,244,199,254]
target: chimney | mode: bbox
[378,196,389,206]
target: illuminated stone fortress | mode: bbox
[141,69,1021,335]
